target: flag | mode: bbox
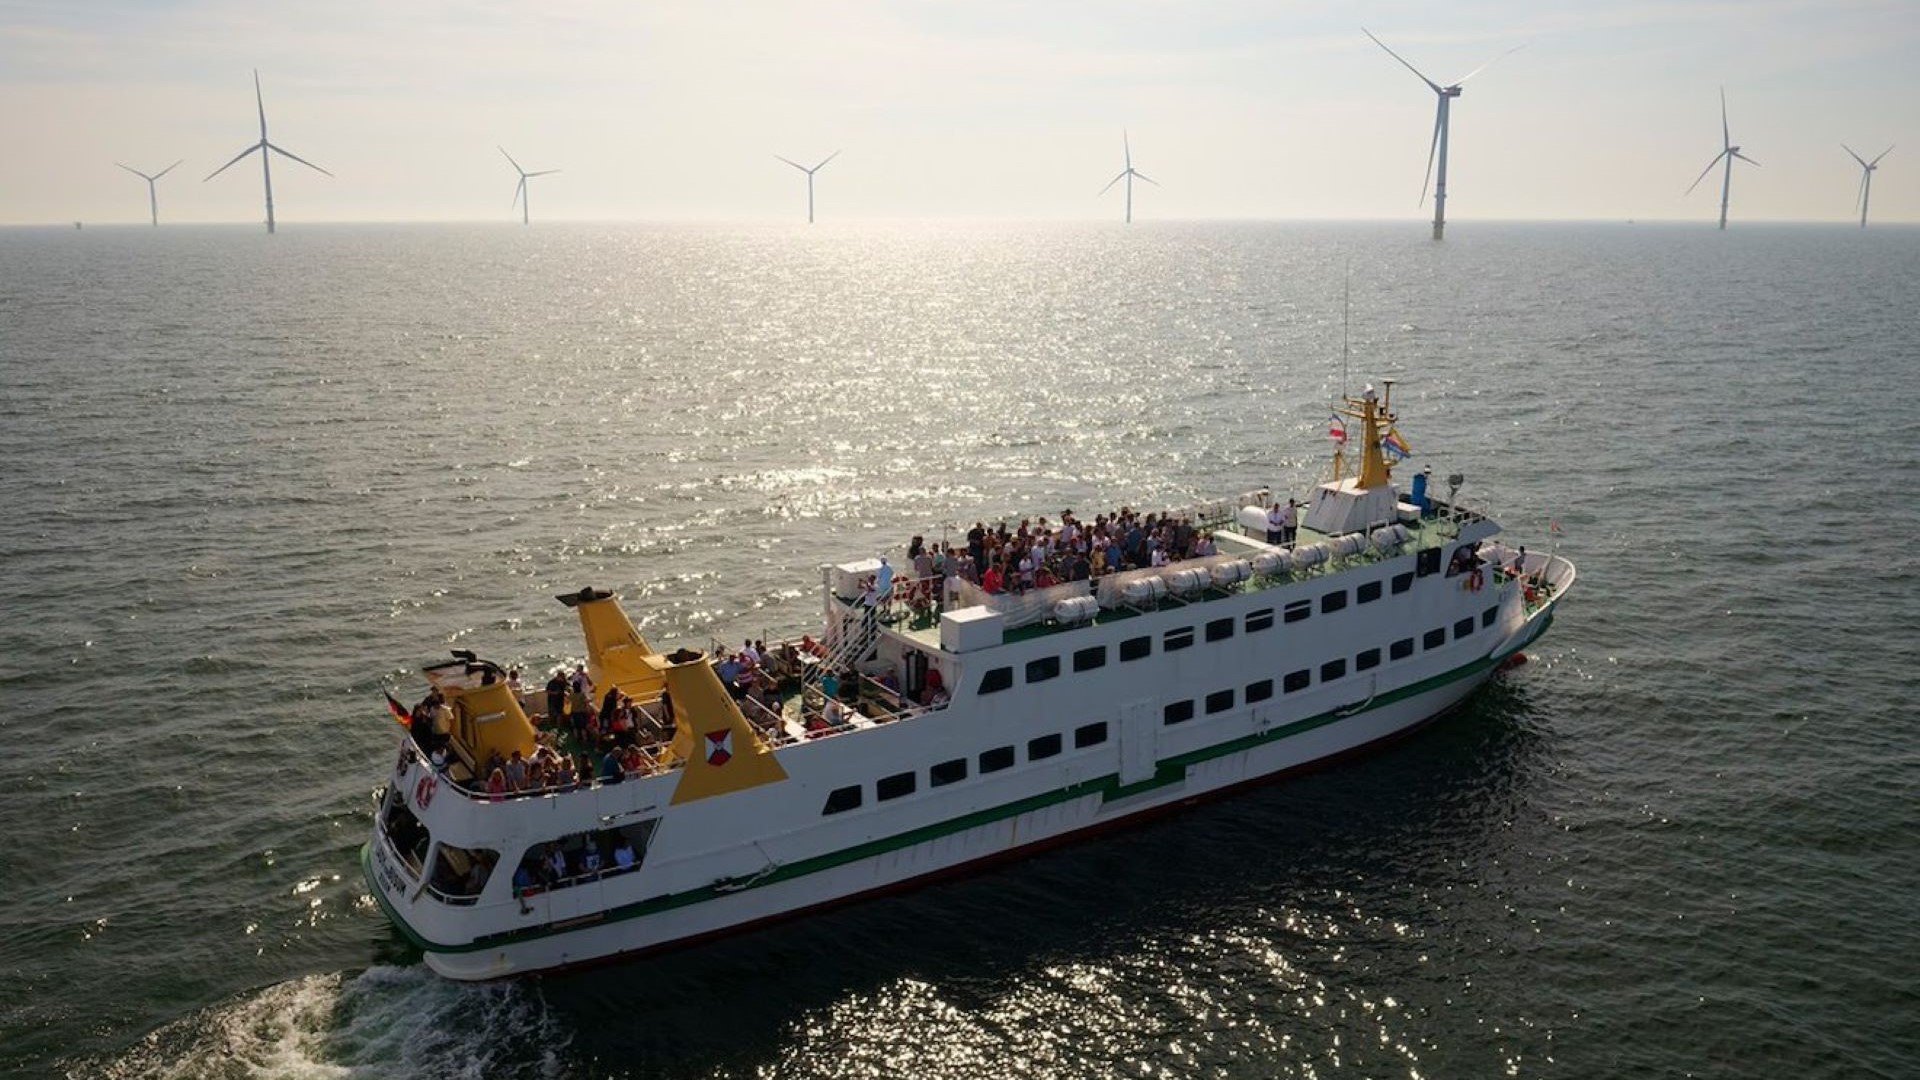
[1328,414,1347,446]
[1381,429,1412,462]
[385,692,411,728]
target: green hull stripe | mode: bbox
[370,613,1549,955]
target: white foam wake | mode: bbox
[82,965,570,1080]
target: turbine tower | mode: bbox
[1685,88,1759,231]
[116,160,181,226]
[1098,131,1158,223]
[774,151,840,223]
[204,70,331,234]
[499,147,561,225]
[1842,144,1893,229]
[1363,28,1523,241]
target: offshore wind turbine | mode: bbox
[204,70,331,234]
[1097,131,1158,223]
[1363,28,1523,241]
[1685,88,1759,231]
[774,151,840,223]
[1842,144,1893,228]
[499,147,561,225]
[116,160,181,226]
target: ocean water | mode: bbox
[1,220,1915,1079]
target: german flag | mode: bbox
[385,692,411,728]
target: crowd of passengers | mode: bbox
[890,507,1236,602]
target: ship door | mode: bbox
[1119,699,1156,786]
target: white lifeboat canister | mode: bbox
[1238,506,1270,535]
[1211,560,1252,588]
[1053,596,1098,624]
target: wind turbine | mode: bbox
[774,151,840,223]
[1097,131,1158,223]
[499,147,561,225]
[1363,28,1523,241]
[1685,88,1759,231]
[115,160,181,226]
[1842,144,1893,228]
[204,70,331,234]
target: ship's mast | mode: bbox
[1329,382,1397,491]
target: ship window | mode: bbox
[1392,572,1415,594]
[1283,669,1311,693]
[1074,722,1108,748]
[877,771,916,801]
[1416,548,1442,577]
[1164,626,1194,652]
[1206,618,1234,642]
[1424,627,1447,650]
[978,667,1013,694]
[1246,678,1274,703]
[428,844,500,906]
[1164,699,1195,725]
[930,758,967,787]
[1321,658,1346,681]
[1120,635,1152,661]
[1246,608,1275,633]
[822,785,863,814]
[980,746,1015,773]
[1028,733,1062,760]
[1390,637,1415,660]
[1284,600,1312,624]
[510,819,659,897]
[1356,648,1381,672]
[1026,656,1060,683]
[1073,645,1107,672]
[1206,689,1235,714]
[1482,606,1498,628]
[380,801,432,872]
[1454,618,1475,640]
[1321,590,1348,614]
[1357,580,1383,604]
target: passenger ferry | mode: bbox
[363,381,1575,980]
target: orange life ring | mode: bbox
[414,773,437,809]
[1467,568,1484,592]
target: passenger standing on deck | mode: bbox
[569,666,593,718]
[1267,503,1286,544]
[875,557,894,603]
[1280,499,1299,545]
[968,522,987,577]
[545,670,566,725]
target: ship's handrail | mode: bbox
[396,733,684,806]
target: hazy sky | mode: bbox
[2,0,1914,226]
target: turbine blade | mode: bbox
[1732,150,1759,167]
[1857,172,1868,214]
[255,69,268,140]
[1842,143,1869,169]
[267,143,332,177]
[1870,145,1894,166]
[1454,40,1526,86]
[513,176,525,209]
[774,154,809,173]
[526,169,561,177]
[116,162,150,181]
[1362,28,1443,94]
[1421,105,1442,205]
[204,143,261,181]
[1720,87,1729,151]
[498,146,525,175]
[813,149,842,172]
[153,159,183,180]
[1133,170,1160,187]
[1124,129,1132,170]
[1685,150,1728,195]
[1098,170,1128,195]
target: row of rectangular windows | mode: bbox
[979,571,1443,695]
[821,721,1112,815]
[1161,605,1501,722]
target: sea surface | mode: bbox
[1,220,1915,1079]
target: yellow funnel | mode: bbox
[559,588,665,701]
[424,663,538,774]
[652,648,789,806]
